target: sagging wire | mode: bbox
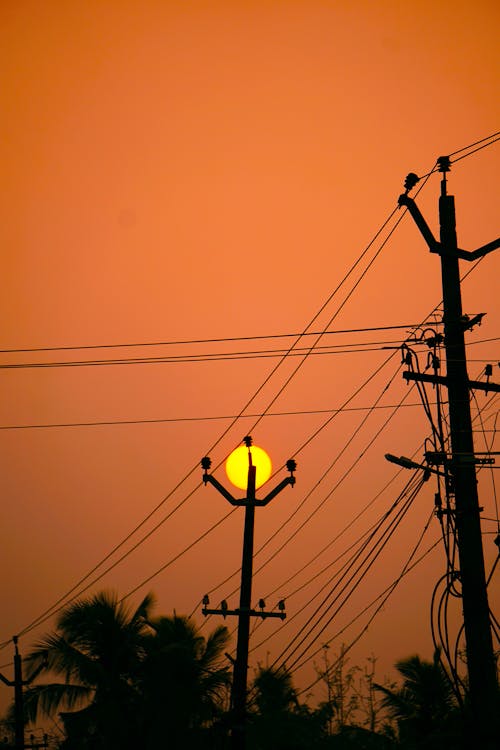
[269,473,428,675]
[295,518,440,697]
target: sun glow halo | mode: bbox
[225,445,272,490]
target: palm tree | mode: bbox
[247,666,325,749]
[137,613,231,748]
[24,590,154,749]
[374,651,463,749]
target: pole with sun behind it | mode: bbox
[201,436,297,750]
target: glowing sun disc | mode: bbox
[225,445,272,490]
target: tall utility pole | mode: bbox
[399,158,500,747]
[201,437,297,750]
[0,637,47,750]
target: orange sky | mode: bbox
[1,0,499,716]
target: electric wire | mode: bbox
[451,136,500,164]
[0,400,441,431]
[191,284,472,616]
[294,510,438,693]
[416,131,500,179]
[248,481,422,654]
[189,355,409,616]
[4,199,408,650]
[0,324,431,356]
[274,476,426,673]
[0,340,428,370]
[0,160,442,645]
[448,130,500,157]
[4,146,491,651]
[270,474,427,674]
[12,480,206,641]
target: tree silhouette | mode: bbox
[24,591,154,748]
[247,665,325,749]
[21,592,231,749]
[374,651,464,749]
[137,613,231,748]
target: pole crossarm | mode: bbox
[398,194,500,261]
[403,370,500,393]
[202,473,239,504]
[259,475,296,505]
[202,472,296,506]
[0,671,14,687]
[202,606,286,620]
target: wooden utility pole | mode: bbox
[399,158,499,747]
[201,439,296,750]
[0,638,48,750]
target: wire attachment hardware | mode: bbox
[403,172,420,193]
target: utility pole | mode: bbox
[0,637,47,750]
[398,158,500,747]
[201,437,297,750]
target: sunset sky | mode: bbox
[1,0,499,718]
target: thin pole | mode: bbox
[231,461,256,750]
[13,637,24,750]
[438,172,498,746]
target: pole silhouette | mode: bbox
[201,438,296,750]
[399,158,499,747]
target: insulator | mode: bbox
[286,458,297,473]
[202,594,209,606]
[201,456,212,471]
[485,364,493,377]
[278,599,285,611]
[258,598,266,610]
[243,435,253,447]
[404,172,420,192]
[437,155,451,172]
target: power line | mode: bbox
[0,341,428,370]
[451,136,500,164]
[3,161,456,647]
[189,355,407,613]
[0,324,433,355]
[414,131,500,179]
[271,475,427,673]
[0,401,443,431]
[448,130,500,157]
[3,142,496,661]
[249,477,424,654]
[4,200,409,649]
[296,535,440,695]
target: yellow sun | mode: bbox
[225,445,272,490]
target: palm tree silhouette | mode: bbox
[138,613,231,748]
[248,666,324,749]
[25,590,153,748]
[374,651,464,749]
[22,592,231,749]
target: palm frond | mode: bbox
[23,682,93,723]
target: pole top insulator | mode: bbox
[201,456,212,472]
[437,155,451,173]
[286,459,297,474]
[403,172,420,193]
[243,435,253,447]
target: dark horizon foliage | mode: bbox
[1,590,486,749]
